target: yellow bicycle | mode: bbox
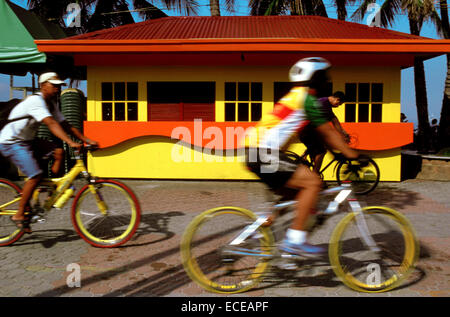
[0,145,141,247]
[181,183,419,293]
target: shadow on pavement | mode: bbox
[13,229,80,248]
[33,185,427,297]
[361,186,421,211]
[34,240,187,297]
[121,211,185,247]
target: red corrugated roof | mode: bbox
[68,16,424,41]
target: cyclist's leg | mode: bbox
[32,138,63,176]
[245,148,294,226]
[311,152,325,173]
[285,165,322,232]
[51,147,64,175]
[246,148,324,253]
[0,142,42,231]
[279,164,325,255]
[303,128,327,174]
[17,176,40,218]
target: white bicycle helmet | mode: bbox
[289,57,331,83]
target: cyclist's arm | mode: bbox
[305,95,355,158]
[42,116,81,148]
[330,117,349,141]
[315,122,358,159]
[60,121,98,145]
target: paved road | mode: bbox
[0,179,449,298]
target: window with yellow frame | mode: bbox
[344,83,383,123]
[224,82,263,122]
[101,82,138,121]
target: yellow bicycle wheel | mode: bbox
[329,206,419,292]
[0,179,24,246]
[71,180,141,247]
[181,207,274,294]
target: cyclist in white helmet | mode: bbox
[243,57,359,256]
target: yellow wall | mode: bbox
[86,65,402,181]
[329,67,401,123]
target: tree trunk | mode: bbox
[438,1,450,149]
[336,0,347,20]
[413,57,432,152]
[210,0,221,16]
[409,18,432,153]
[438,54,450,149]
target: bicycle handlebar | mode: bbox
[84,144,99,152]
[73,144,99,155]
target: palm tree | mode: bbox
[26,0,199,34]
[249,0,358,19]
[249,0,326,16]
[208,0,238,16]
[352,0,440,153]
[209,0,221,15]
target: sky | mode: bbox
[1,0,447,128]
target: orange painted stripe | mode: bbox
[342,122,414,150]
[36,38,450,53]
[84,121,255,150]
[84,121,413,151]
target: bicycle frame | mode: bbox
[302,133,358,176]
[300,149,342,179]
[228,183,379,253]
[34,158,89,210]
[317,155,340,176]
[0,149,106,216]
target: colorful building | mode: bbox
[36,16,450,181]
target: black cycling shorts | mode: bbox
[299,125,326,158]
[245,148,300,191]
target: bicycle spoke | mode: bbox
[337,159,380,195]
[73,181,140,247]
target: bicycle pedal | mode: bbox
[275,256,299,271]
[34,217,46,224]
[280,252,303,261]
[276,262,298,271]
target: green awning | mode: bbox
[0,0,46,63]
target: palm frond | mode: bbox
[351,0,375,22]
[132,0,168,20]
[223,0,236,14]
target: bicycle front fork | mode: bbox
[87,184,108,215]
[348,200,381,253]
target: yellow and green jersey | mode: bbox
[243,86,329,150]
